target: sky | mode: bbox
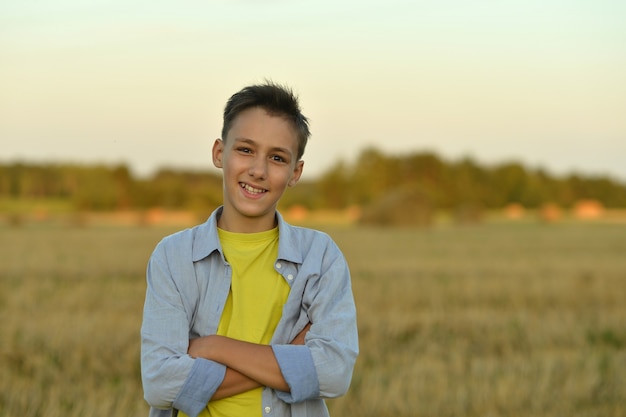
[2,0,625,182]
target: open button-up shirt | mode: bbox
[141,208,359,417]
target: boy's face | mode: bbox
[212,106,304,232]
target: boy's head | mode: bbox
[221,82,311,160]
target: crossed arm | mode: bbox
[188,323,311,400]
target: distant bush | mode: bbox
[360,187,434,227]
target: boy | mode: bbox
[141,82,359,417]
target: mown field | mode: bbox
[1,218,625,417]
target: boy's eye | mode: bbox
[271,155,286,163]
[237,147,252,153]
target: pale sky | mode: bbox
[2,0,625,181]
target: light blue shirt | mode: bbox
[141,207,359,417]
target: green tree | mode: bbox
[317,160,351,209]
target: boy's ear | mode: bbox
[212,139,224,168]
[288,160,304,187]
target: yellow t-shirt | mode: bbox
[186,227,290,417]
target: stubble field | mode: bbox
[1,217,625,416]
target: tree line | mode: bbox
[0,163,222,212]
[2,148,626,215]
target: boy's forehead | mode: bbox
[226,107,299,146]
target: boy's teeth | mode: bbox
[241,183,265,193]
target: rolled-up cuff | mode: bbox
[272,344,320,403]
[173,358,226,417]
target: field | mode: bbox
[1,217,625,416]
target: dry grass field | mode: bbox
[1,217,625,417]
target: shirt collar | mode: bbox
[191,206,303,265]
[191,207,222,262]
[276,210,303,264]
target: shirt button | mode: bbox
[287,274,294,281]
[275,262,282,269]
[264,406,271,413]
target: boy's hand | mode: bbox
[188,334,217,358]
[290,323,311,345]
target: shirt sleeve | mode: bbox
[141,237,226,417]
[272,239,359,403]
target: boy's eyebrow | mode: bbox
[234,137,294,156]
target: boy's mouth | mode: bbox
[240,182,268,195]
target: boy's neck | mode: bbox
[217,210,278,233]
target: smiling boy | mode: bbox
[141,82,359,417]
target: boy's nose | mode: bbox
[248,157,268,179]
